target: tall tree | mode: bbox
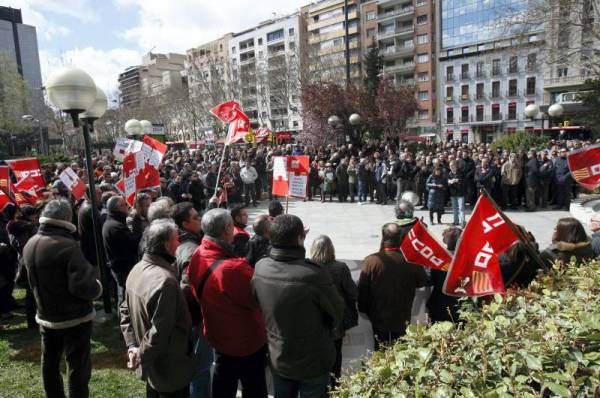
[363,38,383,97]
[376,78,419,140]
[574,79,600,138]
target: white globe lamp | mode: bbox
[46,67,97,125]
[140,120,153,135]
[80,86,108,121]
[125,119,143,136]
[548,103,564,118]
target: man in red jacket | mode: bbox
[187,208,267,398]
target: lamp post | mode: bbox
[46,67,112,314]
[349,113,361,145]
[22,114,43,154]
[125,119,143,137]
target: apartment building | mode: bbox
[304,0,362,83]
[541,0,598,132]
[436,0,545,143]
[118,52,186,107]
[228,13,302,132]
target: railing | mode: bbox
[491,68,502,76]
[475,93,485,100]
[469,113,504,122]
[460,94,470,101]
[446,74,455,82]
[525,88,536,96]
[490,92,501,99]
[475,71,485,78]
[508,66,519,74]
[378,6,414,19]
[461,72,470,80]
[445,95,454,102]
[506,90,520,98]
[377,25,414,40]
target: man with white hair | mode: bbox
[120,219,195,397]
[22,198,102,398]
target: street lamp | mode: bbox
[328,115,341,128]
[349,113,361,145]
[46,67,112,314]
[22,114,43,154]
[140,119,153,135]
[125,119,143,136]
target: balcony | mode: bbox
[376,25,414,40]
[460,94,470,101]
[508,66,519,75]
[475,71,485,79]
[526,63,538,72]
[475,93,485,100]
[240,57,256,65]
[378,6,414,22]
[461,72,470,80]
[446,74,454,82]
[469,113,504,124]
[490,91,501,99]
[491,68,502,76]
[544,75,588,90]
[239,45,255,53]
[506,90,519,98]
[445,95,454,103]
[444,118,454,125]
[381,44,414,58]
[460,115,470,123]
[525,88,537,96]
[385,62,415,74]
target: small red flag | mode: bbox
[59,167,87,201]
[400,220,453,271]
[136,163,161,190]
[210,100,242,123]
[443,195,518,297]
[567,144,600,191]
[142,135,167,169]
[225,112,250,146]
[7,158,45,189]
[13,174,43,205]
[122,153,137,207]
[0,166,11,209]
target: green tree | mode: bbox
[0,52,29,156]
[575,78,600,138]
[363,38,383,97]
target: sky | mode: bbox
[6,0,309,95]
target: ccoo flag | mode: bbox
[400,220,453,271]
[443,195,519,297]
[567,144,600,191]
[210,100,242,123]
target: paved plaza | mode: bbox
[247,198,571,373]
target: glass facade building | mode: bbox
[440,0,528,49]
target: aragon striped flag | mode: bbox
[567,144,600,191]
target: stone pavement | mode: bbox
[246,197,571,374]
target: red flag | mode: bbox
[59,167,87,201]
[7,158,45,188]
[136,163,161,190]
[142,135,167,169]
[271,156,289,196]
[122,153,137,207]
[13,174,42,205]
[225,111,250,145]
[443,195,518,297]
[567,144,600,191]
[400,220,453,271]
[0,166,11,209]
[210,100,242,123]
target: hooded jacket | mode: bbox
[541,240,595,266]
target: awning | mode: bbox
[277,132,292,141]
[403,135,427,142]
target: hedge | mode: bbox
[489,131,548,154]
[334,260,600,397]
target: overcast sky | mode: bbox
[6,0,309,94]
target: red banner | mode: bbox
[210,100,242,123]
[443,195,518,297]
[122,153,137,207]
[7,158,45,189]
[142,135,167,169]
[136,163,161,191]
[13,174,43,205]
[59,167,87,201]
[400,220,452,271]
[271,156,309,198]
[567,144,600,191]
[0,166,11,209]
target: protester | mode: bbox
[127,192,151,246]
[23,199,102,398]
[524,150,540,212]
[308,234,358,390]
[553,148,573,210]
[540,217,595,266]
[230,205,250,257]
[120,219,195,398]
[358,222,427,349]
[447,160,466,227]
[427,226,461,323]
[501,153,522,210]
[187,208,268,398]
[240,161,258,206]
[246,214,271,267]
[426,166,447,225]
[591,213,600,257]
[253,214,344,397]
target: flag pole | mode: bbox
[214,143,228,198]
[285,195,289,214]
[480,189,547,271]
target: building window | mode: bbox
[476,61,484,78]
[289,28,295,36]
[492,59,501,76]
[416,0,427,6]
[446,86,454,101]
[508,79,518,97]
[366,28,375,37]
[509,56,518,73]
[417,34,428,44]
[461,85,469,100]
[492,105,501,120]
[461,107,469,123]
[526,77,536,95]
[461,64,469,79]
[417,53,429,64]
[418,72,429,81]
[258,38,263,45]
[258,50,263,59]
[508,103,517,120]
[446,65,454,81]
[267,29,284,42]
[476,106,484,121]
[418,109,429,119]
[492,81,500,98]
[418,90,429,101]
[446,108,454,123]
[232,46,236,53]
[476,83,484,99]
[417,15,427,25]
[527,53,537,71]
[366,11,376,20]
[558,67,568,77]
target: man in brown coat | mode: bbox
[358,222,427,349]
[120,219,195,397]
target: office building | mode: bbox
[436,0,545,143]
[228,12,302,132]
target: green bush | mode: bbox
[489,131,548,153]
[334,260,600,397]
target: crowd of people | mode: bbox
[0,137,598,398]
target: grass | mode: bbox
[0,290,145,397]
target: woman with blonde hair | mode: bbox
[309,235,358,390]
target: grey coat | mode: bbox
[120,253,195,393]
[252,247,344,380]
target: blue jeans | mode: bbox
[190,326,213,398]
[272,372,329,398]
[358,180,367,202]
[450,196,465,226]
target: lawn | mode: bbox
[0,290,145,397]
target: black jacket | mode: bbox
[524,157,540,186]
[102,212,139,277]
[246,235,271,267]
[77,201,101,265]
[252,247,344,380]
[448,170,465,197]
